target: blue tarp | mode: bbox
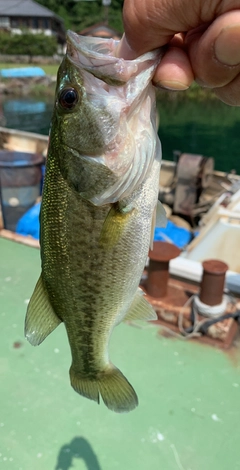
[16,203,192,248]
[16,202,41,240]
[154,220,192,249]
[0,67,46,78]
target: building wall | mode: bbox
[0,15,65,43]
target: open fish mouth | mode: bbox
[66,30,162,85]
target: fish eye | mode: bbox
[59,87,78,109]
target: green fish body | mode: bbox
[25,32,164,413]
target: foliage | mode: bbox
[156,82,217,104]
[26,82,56,98]
[37,0,124,32]
[0,32,58,56]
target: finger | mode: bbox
[118,0,175,58]
[116,32,194,91]
[115,34,139,60]
[119,0,240,59]
[153,46,194,90]
[186,10,240,88]
[117,0,197,59]
[169,33,186,48]
[213,74,240,106]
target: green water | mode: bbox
[158,96,240,173]
[1,93,240,173]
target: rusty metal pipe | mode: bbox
[199,259,228,306]
[146,241,181,298]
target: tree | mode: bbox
[0,32,58,57]
[37,0,124,32]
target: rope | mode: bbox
[158,293,238,340]
[193,294,228,317]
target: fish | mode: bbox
[25,31,165,413]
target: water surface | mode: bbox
[1,96,53,135]
[158,96,240,173]
[1,93,240,173]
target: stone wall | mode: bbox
[0,54,62,65]
[0,76,56,95]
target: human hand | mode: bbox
[117,0,240,105]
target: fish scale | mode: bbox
[25,31,165,413]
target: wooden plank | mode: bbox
[0,228,39,248]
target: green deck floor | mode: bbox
[1,237,240,470]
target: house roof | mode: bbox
[0,0,60,19]
[79,23,121,40]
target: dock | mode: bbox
[1,236,240,469]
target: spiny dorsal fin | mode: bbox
[25,274,62,346]
[99,203,135,249]
[124,288,157,322]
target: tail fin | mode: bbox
[70,365,138,413]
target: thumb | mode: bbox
[116,1,176,59]
[116,0,199,59]
[116,32,172,60]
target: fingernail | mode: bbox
[115,34,137,60]
[155,80,189,91]
[215,25,240,66]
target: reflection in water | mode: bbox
[1,97,53,135]
[157,96,240,173]
[55,437,102,470]
[2,93,240,173]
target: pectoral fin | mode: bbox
[156,200,167,227]
[25,274,62,346]
[100,203,135,248]
[124,288,157,322]
[150,200,167,249]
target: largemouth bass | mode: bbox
[25,31,165,413]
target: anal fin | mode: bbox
[124,288,157,322]
[25,274,62,346]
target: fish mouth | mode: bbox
[67,30,117,58]
[66,30,162,85]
